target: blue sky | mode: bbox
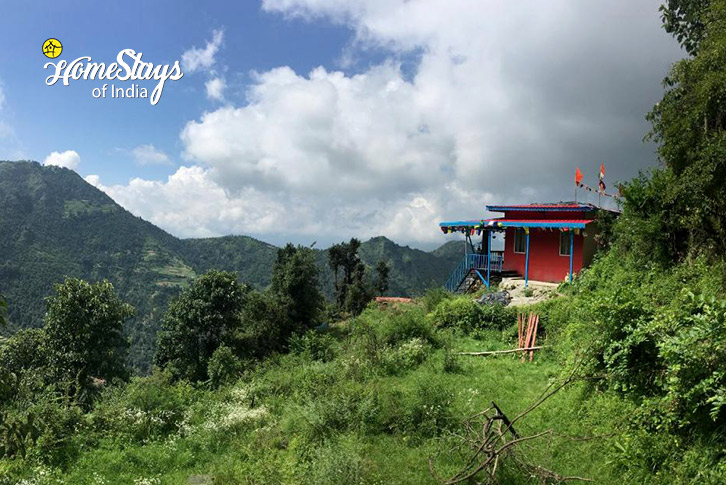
[0,1,684,248]
[0,1,355,183]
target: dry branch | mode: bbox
[429,358,591,484]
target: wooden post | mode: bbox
[523,313,535,362]
[529,315,539,362]
[517,313,523,349]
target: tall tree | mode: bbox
[270,243,323,331]
[328,238,374,315]
[155,271,247,382]
[633,0,726,260]
[43,278,134,389]
[375,260,390,296]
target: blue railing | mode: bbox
[444,252,504,292]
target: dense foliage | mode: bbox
[154,271,249,383]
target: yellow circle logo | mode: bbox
[42,38,63,58]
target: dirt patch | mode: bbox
[498,277,559,306]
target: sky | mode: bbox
[0,1,684,249]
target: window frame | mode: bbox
[513,228,526,254]
[559,230,572,257]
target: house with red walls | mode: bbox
[438,202,610,292]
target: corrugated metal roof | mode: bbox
[487,203,597,212]
[482,218,594,228]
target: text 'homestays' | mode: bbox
[44,49,184,105]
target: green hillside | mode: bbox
[0,161,459,371]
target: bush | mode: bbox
[421,287,451,313]
[479,303,516,330]
[431,297,481,333]
[379,338,429,375]
[289,330,338,363]
[349,306,436,369]
[377,377,454,439]
[93,371,197,443]
[208,345,246,389]
[431,297,515,333]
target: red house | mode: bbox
[439,202,608,291]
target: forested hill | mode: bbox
[0,161,461,370]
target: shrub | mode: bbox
[421,287,452,313]
[479,303,516,330]
[379,338,429,375]
[93,372,196,443]
[431,297,481,333]
[207,345,246,389]
[431,297,515,333]
[289,330,338,363]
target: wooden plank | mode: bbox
[459,346,547,356]
[529,315,539,362]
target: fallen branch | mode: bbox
[458,346,548,356]
[429,357,592,484]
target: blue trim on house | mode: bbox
[486,221,589,229]
[439,220,483,227]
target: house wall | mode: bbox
[502,227,585,282]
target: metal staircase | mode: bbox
[444,253,504,293]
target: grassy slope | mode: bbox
[9,301,626,484]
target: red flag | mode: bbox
[575,167,583,185]
[599,163,605,180]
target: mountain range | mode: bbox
[0,161,462,371]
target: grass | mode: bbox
[2,300,631,484]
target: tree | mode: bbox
[635,0,726,261]
[270,243,323,330]
[43,278,134,390]
[0,328,48,377]
[155,271,247,382]
[328,238,373,314]
[660,0,711,55]
[237,289,292,357]
[375,260,390,296]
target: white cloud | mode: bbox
[43,150,80,170]
[93,1,682,247]
[205,77,226,101]
[181,29,224,73]
[87,164,478,245]
[131,144,172,165]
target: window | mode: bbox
[513,228,526,254]
[559,230,572,256]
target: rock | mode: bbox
[187,475,214,485]
[476,291,511,306]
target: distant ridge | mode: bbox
[0,161,461,372]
